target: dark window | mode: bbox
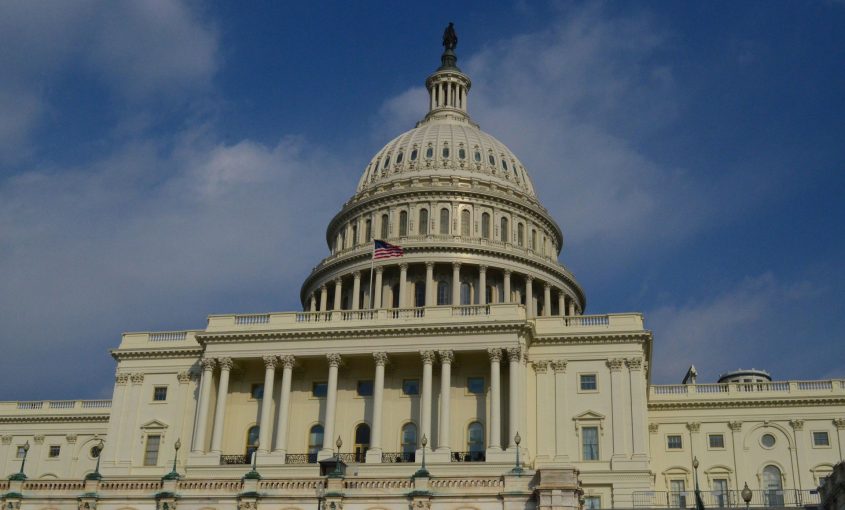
[48,445,61,458]
[667,435,683,449]
[419,208,429,235]
[153,386,167,401]
[312,381,328,398]
[354,423,371,461]
[399,210,408,236]
[582,427,599,460]
[365,219,372,241]
[461,209,471,236]
[580,374,597,391]
[709,434,725,448]
[380,214,389,239]
[467,377,485,394]
[460,282,471,305]
[246,426,259,458]
[488,154,495,165]
[442,146,450,158]
[396,152,403,164]
[309,424,324,459]
[474,151,481,162]
[814,431,830,446]
[481,212,490,239]
[401,423,417,454]
[517,224,524,246]
[500,217,509,242]
[468,422,484,453]
[410,148,418,161]
[250,384,264,400]
[425,146,433,159]
[402,379,420,395]
[502,159,508,170]
[352,224,358,245]
[143,435,161,466]
[439,208,450,234]
[437,281,450,305]
[415,282,426,307]
[391,283,400,308]
[459,148,466,159]
[357,380,374,397]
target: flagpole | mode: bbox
[368,241,376,309]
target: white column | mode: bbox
[319,285,328,311]
[321,353,341,455]
[399,263,409,308]
[627,358,648,460]
[543,283,552,317]
[425,262,435,306]
[552,360,569,461]
[568,298,576,316]
[273,355,295,454]
[608,358,628,462]
[310,294,317,312]
[478,265,487,305]
[558,291,565,317]
[368,352,388,462]
[351,271,361,310]
[192,358,216,453]
[525,276,534,318]
[438,351,454,452]
[452,263,461,305]
[503,270,512,303]
[374,267,384,309]
[209,357,233,454]
[488,348,503,451]
[257,356,277,453]
[835,419,845,460]
[333,278,342,310]
[420,350,435,447]
[507,347,521,448]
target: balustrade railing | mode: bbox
[219,454,249,465]
[390,307,424,319]
[148,331,188,342]
[381,451,415,463]
[285,453,318,464]
[451,450,486,462]
[12,399,112,410]
[651,379,843,397]
[563,315,609,326]
[452,305,490,316]
[235,314,270,325]
[633,489,820,508]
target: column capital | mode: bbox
[327,353,342,367]
[532,360,549,373]
[320,284,327,291]
[373,352,389,366]
[334,278,342,286]
[606,358,625,371]
[439,350,454,364]
[506,346,522,362]
[728,421,743,432]
[425,261,435,269]
[503,269,512,276]
[525,275,534,282]
[353,271,361,280]
[375,266,384,274]
[262,355,278,369]
[130,373,145,385]
[177,371,193,384]
[552,359,568,373]
[789,419,805,431]
[280,354,296,369]
[648,423,659,433]
[833,418,845,430]
[420,350,436,364]
[399,262,409,271]
[544,282,551,290]
[686,421,701,433]
[452,262,461,270]
[488,347,503,362]
[115,373,130,385]
[217,357,234,370]
[200,358,217,371]
[626,357,644,370]
[479,265,488,273]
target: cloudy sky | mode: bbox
[1,1,843,400]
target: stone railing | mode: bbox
[533,313,645,335]
[148,331,188,342]
[344,478,413,490]
[633,489,820,508]
[650,380,845,399]
[119,329,202,348]
[23,480,85,491]
[1,399,112,413]
[177,479,244,492]
[100,480,162,491]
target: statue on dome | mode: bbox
[442,22,458,51]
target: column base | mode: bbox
[317,448,335,461]
[365,448,383,463]
[485,448,515,463]
[256,451,287,466]
[186,452,221,467]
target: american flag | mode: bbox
[373,239,404,259]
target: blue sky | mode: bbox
[1,1,843,400]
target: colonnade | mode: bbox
[190,347,524,462]
[307,262,581,318]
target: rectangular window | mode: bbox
[153,386,167,401]
[713,479,729,508]
[467,376,485,395]
[709,434,725,449]
[584,496,601,509]
[312,381,327,398]
[250,383,264,400]
[813,431,830,446]
[16,446,26,458]
[143,435,161,466]
[670,480,687,508]
[667,435,683,449]
[582,426,599,460]
[580,374,597,391]
[357,380,374,397]
[402,379,420,396]
[48,445,61,458]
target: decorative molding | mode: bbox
[506,346,522,362]
[728,421,743,432]
[373,352,389,366]
[626,357,643,370]
[487,347,503,362]
[532,360,549,373]
[156,498,176,510]
[262,355,278,369]
[111,347,203,361]
[66,434,77,444]
[280,354,296,369]
[650,397,845,411]
[326,353,342,367]
[78,500,96,510]
[648,423,659,433]
[833,418,845,430]
[177,371,193,384]
[237,501,256,510]
[0,415,109,424]
[217,357,234,371]
[33,434,45,444]
[552,359,568,373]
[115,373,130,385]
[1,435,12,444]
[420,350,436,364]
[130,373,145,385]
[200,358,217,371]
[686,422,701,433]
[789,419,805,431]
[607,358,625,371]
[438,350,454,364]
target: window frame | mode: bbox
[48,445,61,458]
[312,381,328,398]
[708,433,725,450]
[584,496,601,510]
[581,425,600,461]
[579,373,598,392]
[812,431,831,448]
[152,386,168,402]
[401,378,420,396]
[666,434,684,450]
[143,434,161,466]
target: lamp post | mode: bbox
[85,440,105,481]
[511,432,523,475]
[413,434,430,478]
[162,438,181,480]
[9,441,30,481]
[243,440,261,480]
[692,456,704,510]
[329,436,343,478]
[742,482,753,510]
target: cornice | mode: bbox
[0,414,110,424]
[648,397,845,411]
[111,346,204,361]
[530,332,652,345]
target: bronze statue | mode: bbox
[443,22,458,51]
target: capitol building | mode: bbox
[1,28,843,510]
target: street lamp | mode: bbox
[741,482,753,510]
[511,432,524,475]
[162,438,181,480]
[9,441,30,481]
[329,436,343,478]
[85,440,105,480]
[692,456,703,510]
[413,434,430,478]
[243,440,261,480]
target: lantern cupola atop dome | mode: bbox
[421,22,473,125]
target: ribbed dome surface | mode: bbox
[356,118,537,198]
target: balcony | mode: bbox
[650,380,845,402]
[633,489,820,508]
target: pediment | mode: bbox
[140,419,168,430]
[573,410,605,421]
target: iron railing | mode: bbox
[284,453,318,464]
[451,451,486,462]
[219,454,249,465]
[381,451,415,463]
[633,489,821,508]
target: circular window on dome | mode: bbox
[396,152,403,164]
[425,146,434,159]
[474,151,481,162]
[459,148,466,160]
[442,146,450,158]
[410,148,418,161]
[761,433,776,448]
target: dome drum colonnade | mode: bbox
[300,34,585,320]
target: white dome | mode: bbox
[357,118,537,198]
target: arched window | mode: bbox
[399,211,408,236]
[380,214,389,239]
[437,281,450,305]
[246,425,259,459]
[365,219,372,242]
[401,423,417,459]
[517,224,525,247]
[467,422,484,460]
[481,213,490,239]
[414,282,426,307]
[410,148,418,161]
[425,146,433,159]
[442,145,450,158]
[500,217,509,242]
[354,423,370,462]
[460,282,471,305]
[308,424,324,462]
[474,150,481,162]
[763,465,784,506]
[461,209,471,236]
[396,151,404,164]
[458,148,466,160]
[391,283,400,308]
[439,208,450,235]
[531,229,537,250]
[419,209,429,235]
